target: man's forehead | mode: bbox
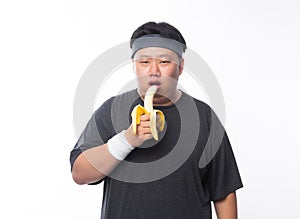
[134,47,178,58]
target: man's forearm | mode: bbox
[71,120,154,185]
[213,192,238,219]
[72,143,121,185]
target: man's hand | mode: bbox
[125,114,153,147]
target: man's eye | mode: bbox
[139,61,149,64]
[160,60,171,64]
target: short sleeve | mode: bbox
[69,97,115,171]
[205,131,243,201]
[199,106,243,202]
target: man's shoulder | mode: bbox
[181,91,212,113]
[94,89,139,114]
[113,89,140,104]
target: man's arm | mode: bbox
[213,192,238,219]
[72,143,121,185]
[72,115,153,185]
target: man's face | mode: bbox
[133,47,184,101]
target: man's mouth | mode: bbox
[148,81,161,86]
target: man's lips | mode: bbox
[148,81,161,86]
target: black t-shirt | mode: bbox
[70,89,243,219]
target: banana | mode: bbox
[131,85,165,140]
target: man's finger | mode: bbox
[140,121,151,128]
[140,113,150,121]
[137,126,151,134]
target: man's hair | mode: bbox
[130,22,187,52]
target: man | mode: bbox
[70,22,243,219]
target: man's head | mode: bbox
[130,22,187,58]
[130,22,187,105]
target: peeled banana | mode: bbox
[131,85,165,140]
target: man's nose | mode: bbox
[149,61,160,76]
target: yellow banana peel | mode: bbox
[131,86,165,140]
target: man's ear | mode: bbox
[179,58,184,76]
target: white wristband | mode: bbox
[107,130,135,160]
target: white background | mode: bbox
[1,0,299,218]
